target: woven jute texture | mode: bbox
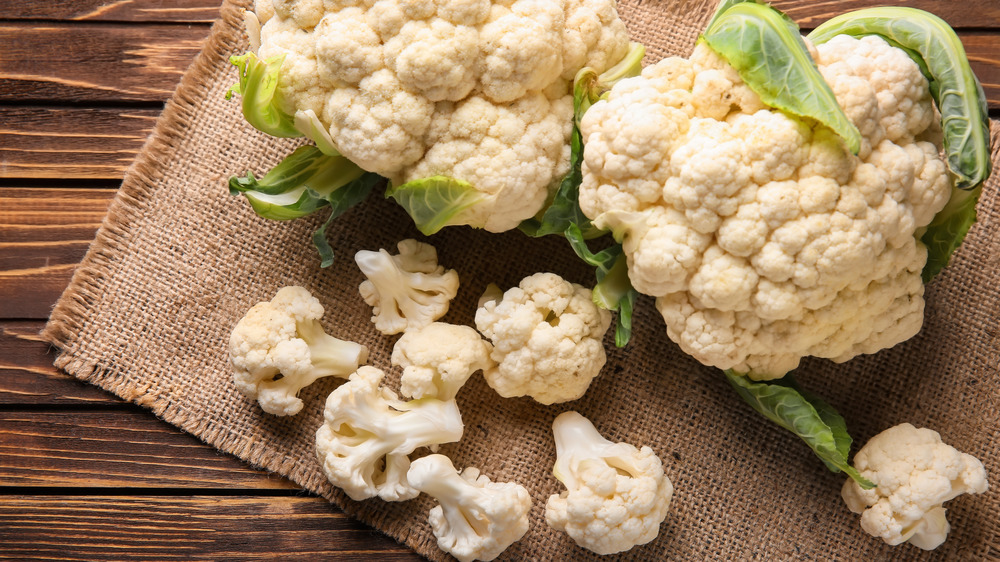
[42,0,999,560]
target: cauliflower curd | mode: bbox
[842,423,988,550]
[580,36,953,378]
[475,273,612,405]
[545,411,673,554]
[252,0,630,231]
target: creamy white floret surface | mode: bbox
[254,0,631,231]
[842,423,988,550]
[580,36,952,378]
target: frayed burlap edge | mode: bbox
[42,0,249,357]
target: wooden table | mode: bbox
[1,1,997,559]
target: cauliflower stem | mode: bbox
[226,52,300,138]
[228,145,382,266]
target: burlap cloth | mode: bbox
[41,0,999,559]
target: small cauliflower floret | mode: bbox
[408,454,531,562]
[356,239,459,335]
[229,286,368,416]
[545,411,673,554]
[579,36,953,378]
[842,423,989,550]
[391,322,497,401]
[252,0,631,231]
[475,273,612,405]
[315,366,464,502]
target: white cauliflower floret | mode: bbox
[475,273,612,405]
[579,36,952,379]
[408,454,531,562]
[229,286,368,416]
[391,322,497,401]
[356,239,459,335]
[253,0,631,231]
[842,423,989,550]
[315,366,464,502]
[545,411,673,554]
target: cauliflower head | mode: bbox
[252,0,631,231]
[356,239,459,335]
[475,273,612,405]
[842,423,989,550]
[408,454,531,562]
[229,285,369,416]
[579,36,952,378]
[315,366,464,501]
[545,411,673,554]
[391,322,497,401]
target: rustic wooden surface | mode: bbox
[0,0,997,559]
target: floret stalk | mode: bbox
[551,412,631,489]
[384,399,465,454]
[229,146,382,266]
[595,42,646,92]
[296,319,369,381]
[328,395,463,473]
[409,461,493,536]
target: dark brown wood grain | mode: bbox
[0,188,115,318]
[0,0,220,23]
[0,322,118,404]
[0,496,422,561]
[0,22,210,103]
[0,321,114,407]
[0,410,300,489]
[0,108,158,180]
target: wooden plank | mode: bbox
[958,33,1000,118]
[0,321,121,404]
[0,496,421,561]
[2,0,991,28]
[0,0,221,23]
[0,410,301,490]
[0,107,158,180]
[772,0,1000,28]
[0,22,210,103]
[0,189,115,319]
